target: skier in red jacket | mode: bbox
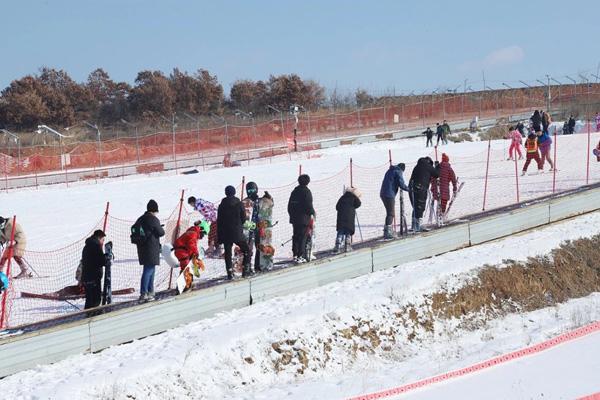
[173,221,210,272]
[437,153,457,213]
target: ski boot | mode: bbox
[226,268,234,280]
[242,263,254,278]
[344,236,353,253]
[332,234,344,254]
[383,225,395,240]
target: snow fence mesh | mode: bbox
[2,129,600,328]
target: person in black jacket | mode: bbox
[334,187,361,253]
[422,127,434,147]
[435,123,444,146]
[134,199,165,301]
[568,115,576,135]
[287,174,316,263]
[531,110,542,133]
[217,185,251,279]
[409,157,440,232]
[81,229,106,310]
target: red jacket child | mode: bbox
[173,225,205,270]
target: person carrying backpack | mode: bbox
[131,200,165,301]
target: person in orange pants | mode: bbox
[522,133,543,175]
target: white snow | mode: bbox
[0,208,599,399]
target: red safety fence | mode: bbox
[348,320,600,400]
[4,89,600,181]
[1,121,600,328]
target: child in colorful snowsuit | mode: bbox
[187,197,220,257]
[507,127,523,161]
[522,133,543,175]
[334,187,362,254]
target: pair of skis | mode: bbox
[427,180,465,227]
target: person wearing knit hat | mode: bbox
[333,187,362,254]
[438,153,457,217]
[217,185,251,279]
[133,199,165,301]
[288,174,316,263]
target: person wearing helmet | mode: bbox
[173,220,210,273]
[242,181,262,272]
[0,216,31,279]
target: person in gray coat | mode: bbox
[133,200,165,301]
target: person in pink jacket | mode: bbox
[507,126,523,161]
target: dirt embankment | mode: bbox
[266,234,600,375]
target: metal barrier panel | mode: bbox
[549,187,600,222]
[372,224,471,272]
[469,203,550,245]
[250,249,373,304]
[89,281,250,352]
[0,323,91,377]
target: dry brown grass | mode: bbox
[479,124,509,141]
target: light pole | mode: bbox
[160,114,177,163]
[484,85,499,117]
[0,129,20,175]
[536,78,550,112]
[121,119,140,163]
[267,105,285,136]
[502,83,516,114]
[566,75,577,97]
[551,78,563,110]
[519,80,534,109]
[235,109,256,162]
[36,125,68,170]
[210,113,228,153]
[182,112,202,162]
[84,121,102,167]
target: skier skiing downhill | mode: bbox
[0,216,31,279]
[81,229,107,310]
[334,186,362,254]
[409,157,440,232]
[217,186,251,279]
[379,163,409,239]
[506,126,523,161]
[287,174,315,264]
[187,196,220,257]
[173,220,210,273]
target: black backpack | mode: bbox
[130,220,149,245]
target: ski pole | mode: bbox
[355,212,364,242]
[281,238,293,247]
[22,258,42,277]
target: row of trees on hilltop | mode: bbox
[0,67,328,130]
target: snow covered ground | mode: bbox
[1,209,599,399]
[2,125,600,326]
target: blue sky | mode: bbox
[1,0,598,95]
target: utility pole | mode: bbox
[84,121,102,167]
[121,119,140,164]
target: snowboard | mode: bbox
[176,248,205,294]
[443,181,465,221]
[234,197,257,274]
[303,217,316,262]
[102,241,114,305]
[21,285,134,301]
[257,195,275,271]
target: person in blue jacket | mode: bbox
[379,163,409,239]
